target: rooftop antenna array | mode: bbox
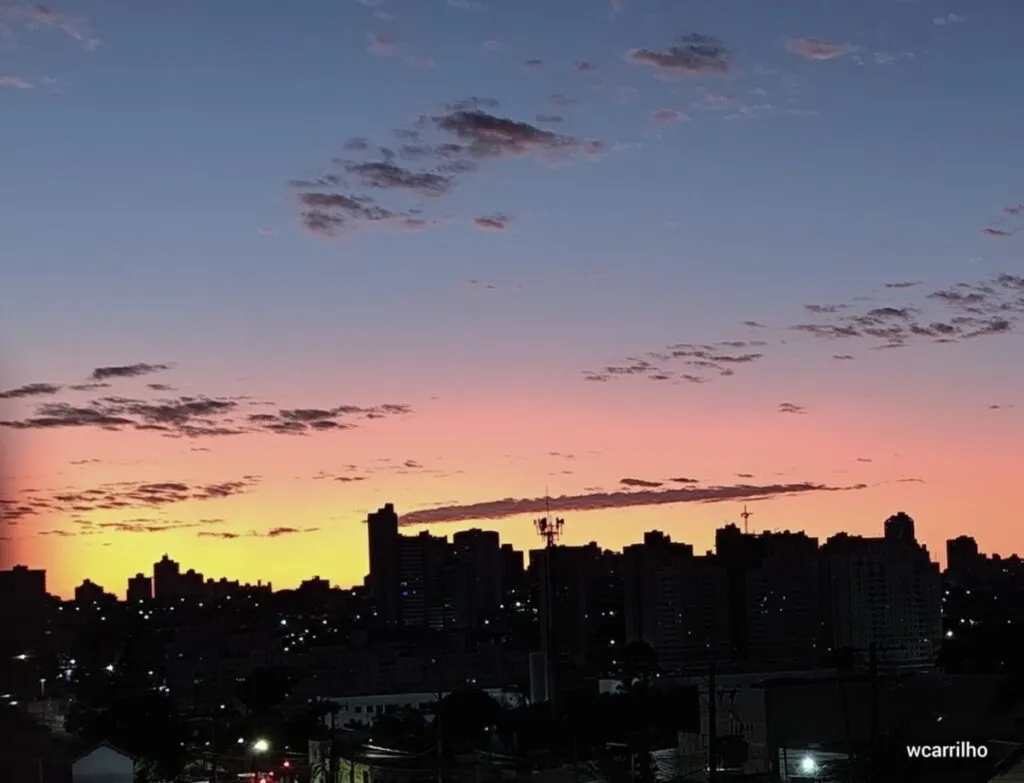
[533,488,564,714]
[534,488,565,548]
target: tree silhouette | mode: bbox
[436,687,504,752]
[371,707,431,751]
[66,692,188,782]
[617,641,659,693]
[236,666,294,715]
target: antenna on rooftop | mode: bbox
[535,488,564,548]
[741,504,753,534]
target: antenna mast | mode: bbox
[535,487,564,547]
[740,504,753,534]
[534,492,564,715]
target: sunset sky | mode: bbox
[1,0,1022,599]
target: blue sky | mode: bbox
[2,0,1023,595]
[3,0,1021,375]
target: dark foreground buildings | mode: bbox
[3,507,1023,783]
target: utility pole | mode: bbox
[707,652,718,783]
[210,713,218,783]
[868,642,880,783]
[434,653,445,783]
[849,642,901,783]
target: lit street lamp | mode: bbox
[252,739,270,754]
[799,755,819,777]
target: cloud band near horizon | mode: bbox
[398,481,868,525]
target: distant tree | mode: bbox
[236,665,294,715]
[617,641,659,693]
[371,707,431,751]
[437,687,504,751]
[67,692,188,782]
[294,700,341,741]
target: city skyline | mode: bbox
[8,505,1016,603]
[2,0,1023,598]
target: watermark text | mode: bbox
[906,742,988,760]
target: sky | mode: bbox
[1,0,1022,599]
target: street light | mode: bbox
[799,755,819,776]
[252,739,270,754]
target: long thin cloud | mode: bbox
[399,481,866,525]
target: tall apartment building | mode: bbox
[398,530,454,629]
[622,531,730,672]
[946,535,1024,589]
[531,542,611,667]
[153,554,181,600]
[0,564,47,614]
[451,528,502,626]
[367,503,401,623]
[500,543,526,596]
[127,572,153,602]
[716,524,822,668]
[822,512,942,665]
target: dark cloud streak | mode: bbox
[400,481,866,525]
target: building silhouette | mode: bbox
[822,512,942,664]
[451,528,502,627]
[153,554,181,601]
[126,573,152,603]
[366,503,401,623]
[946,534,1024,588]
[398,529,452,628]
[716,524,822,667]
[622,531,730,671]
[0,564,47,615]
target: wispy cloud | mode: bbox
[91,363,171,381]
[980,204,1023,237]
[368,33,401,56]
[1,383,412,438]
[0,75,33,89]
[399,481,867,525]
[198,526,319,540]
[791,273,1024,349]
[651,108,688,125]
[786,37,858,61]
[587,272,1024,387]
[620,477,664,488]
[293,97,594,238]
[627,33,731,78]
[0,3,98,48]
[473,214,509,231]
[0,383,62,400]
[584,339,767,385]
[5,477,261,527]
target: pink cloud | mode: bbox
[651,108,688,125]
[786,37,857,61]
[473,214,509,231]
[0,75,33,89]
[368,33,401,56]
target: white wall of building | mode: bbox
[323,687,524,725]
[72,744,134,783]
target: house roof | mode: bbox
[72,741,139,763]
